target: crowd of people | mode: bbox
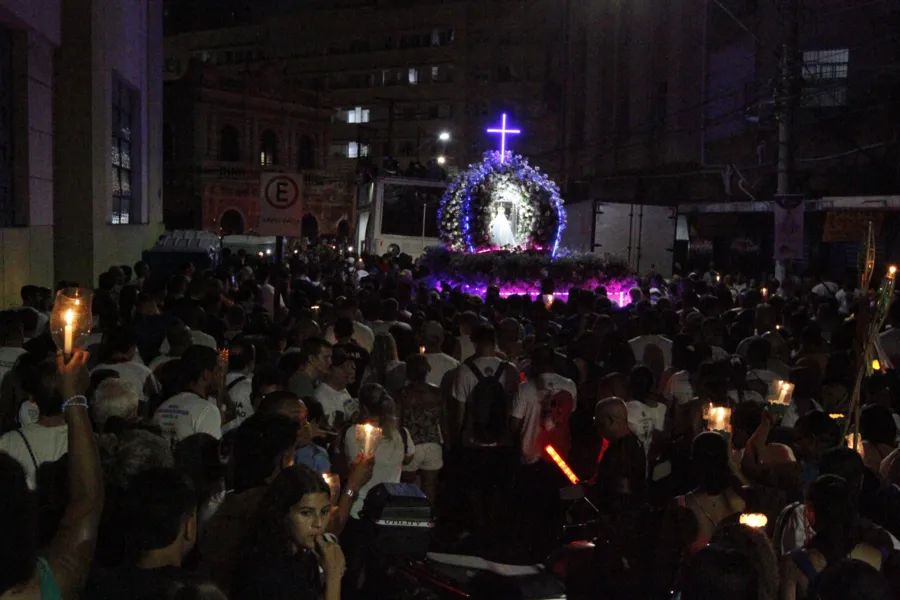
[2,244,900,600]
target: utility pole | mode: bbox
[775,0,800,283]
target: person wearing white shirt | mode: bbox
[452,325,519,448]
[154,345,223,443]
[625,366,666,455]
[511,345,578,465]
[159,327,217,354]
[628,311,673,369]
[0,358,68,489]
[221,337,256,434]
[811,280,839,299]
[90,325,160,407]
[149,323,194,373]
[454,312,480,363]
[313,351,359,428]
[421,321,459,387]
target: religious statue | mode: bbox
[489,205,517,248]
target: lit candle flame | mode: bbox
[545,445,579,485]
[829,413,845,420]
[739,513,768,529]
[64,309,73,326]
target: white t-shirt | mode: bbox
[160,329,217,354]
[153,391,222,443]
[511,373,578,464]
[452,356,515,405]
[458,335,475,363]
[626,400,666,451]
[425,353,459,387]
[344,425,413,519]
[811,281,839,298]
[148,354,177,373]
[663,370,694,406]
[628,335,673,369]
[260,282,286,316]
[91,361,160,404]
[314,383,359,428]
[0,423,68,490]
[222,372,254,434]
[325,321,375,353]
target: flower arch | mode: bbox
[438,151,566,256]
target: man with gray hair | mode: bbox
[92,377,140,433]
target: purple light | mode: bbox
[429,277,636,308]
[486,113,521,164]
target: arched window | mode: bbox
[298,134,316,170]
[260,130,279,166]
[219,125,241,162]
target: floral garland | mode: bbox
[420,247,635,294]
[438,151,566,256]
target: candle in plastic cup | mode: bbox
[707,406,732,433]
[322,473,340,503]
[357,423,383,458]
[740,513,768,529]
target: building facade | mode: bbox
[0,0,163,305]
[163,64,341,237]
[564,0,900,204]
[163,0,568,184]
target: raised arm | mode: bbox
[46,350,104,600]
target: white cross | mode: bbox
[486,113,521,163]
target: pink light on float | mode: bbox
[441,280,636,307]
[486,113,521,163]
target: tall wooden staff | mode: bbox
[845,239,897,442]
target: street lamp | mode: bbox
[437,156,447,165]
[438,131,451,142]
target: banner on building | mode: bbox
[774,195,804,262]
[822,211,885,243]
[259,173,303,236]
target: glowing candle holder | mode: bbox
[542,293,554,310]
[49,288,93,358]
[739,513,768,529]
[768,380,793,421]
[761,287,768,301]
[545,445,579,485]
[357,423,383,458]
[419,345,426,355]
[322,473,340,504]
[707,406,732,434]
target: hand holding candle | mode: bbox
[322,473,340,503]
[50,288,92,360]
[707,406,732,433]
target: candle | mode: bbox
[63,309,73,356]
[739,513,768,529]
[761,287,768,300]
[542,293,554,309]
[357,423,382,458]
[419,345,426,355]
[846,433,864,457]
[707,406,732,433]
[769,380,793,406]
[322,473,340,503]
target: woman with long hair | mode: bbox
[679,432,746,554]
[779,475,886,600]
[340,383,414,598]
[360,333,404,394]
[233,465,344,600]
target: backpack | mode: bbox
[464,358,510,445]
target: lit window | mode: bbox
[347,107,370,123]
[111,75,139,225]
[408,68,419,85]
[347,142,370,158]
[802,49,849,107]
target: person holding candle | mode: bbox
[0,348,103,600]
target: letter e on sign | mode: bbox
[259,173,303,236]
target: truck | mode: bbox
[355,176,447,257]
